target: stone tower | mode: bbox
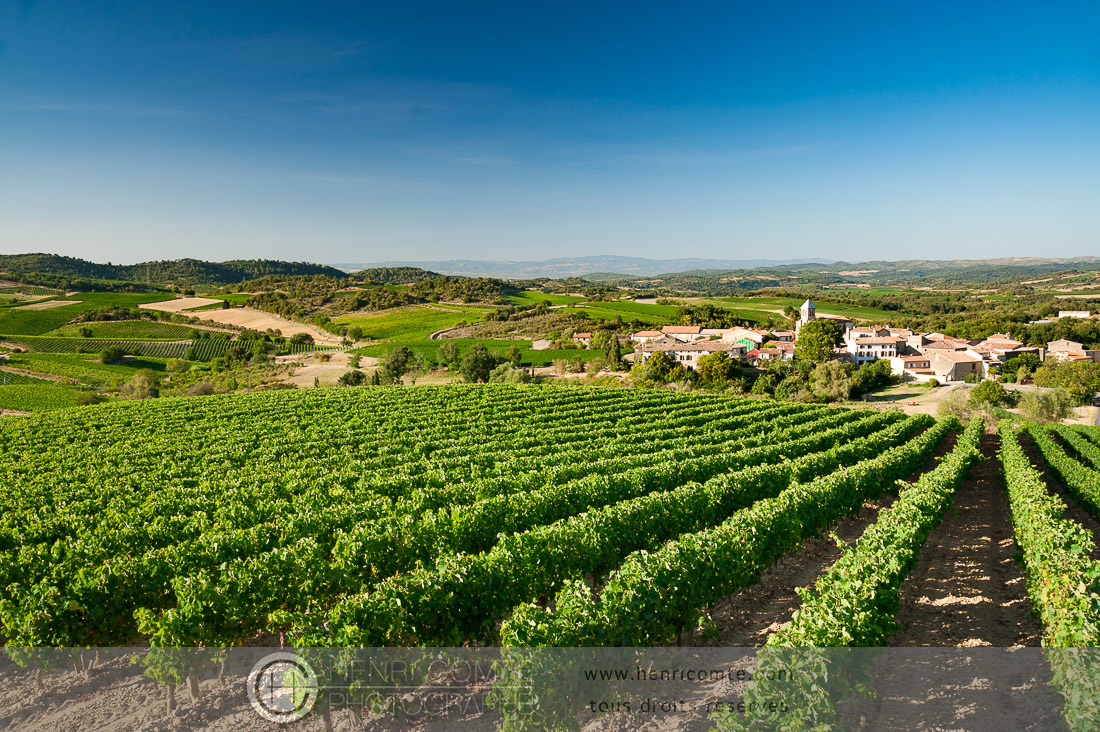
[797,299,816,334]
[800,299,816,324]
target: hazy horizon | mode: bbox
[2,2,1098,264]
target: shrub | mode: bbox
[121,369,160,399]
[339,370,367,387]
[586,358,607,376]
[937,389,970,420]
[488,363,531,384]
[100,346,126,365]
[1019,388,1074,422]
[969,380,1016,408]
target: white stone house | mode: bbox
[661,325,704,342]
[636,339,748,370]
[847,336,901,365]
[630,330,663,344]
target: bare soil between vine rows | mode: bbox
[849,432,1065,731]
[692,428,959,648]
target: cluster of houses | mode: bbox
[624,300,1100,383]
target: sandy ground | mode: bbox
[138,297,221,313]
[862,383,1098,425]
[12,299,78,310]
[277,351,377,388]
[891,432,1042,647]
[160,306,342,345]
[841,432,1066,731]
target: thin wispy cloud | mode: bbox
[3,99,193,118]
[167,29,396,71]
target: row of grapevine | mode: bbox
[6,336,340,361]
[500,417,957,646]
[0,368,53,385]
[54,402,804,646]
[330,406,863,583]
[287,413,925,649]
[1,395,783,560]
[1052,424,1100,471]
[766,417,985,646]
[1000,422,1100,732]
[8,336,197,358]
[48,408,893,647]
[0,386,867,646]
[1028,424,1100,518]
[999,422,1100,646]
[0,285,62,296]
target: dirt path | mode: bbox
[890,433,1041,647]
[704,496,898,646]
[693,429,959,647]
[843,433,1064,730]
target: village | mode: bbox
[605,299,1100,384]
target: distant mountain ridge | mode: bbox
[3,252,1099,290]
[335,256,834,279]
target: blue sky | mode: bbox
[1,1,1098,265]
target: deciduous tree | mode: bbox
[795,320,843,363]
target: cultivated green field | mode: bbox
[4,353,169,382]
[0,292,176,336]
[335,305,488,340]
[0,369,53,385]
[353,337,607,366]
[0,386,930,649]
[46,320,202,340]
[0,304,97,336]
[0,383,88,412]
[568,305,672,325]
[506,291,587,306]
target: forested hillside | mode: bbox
[0,254,347,289]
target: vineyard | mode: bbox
[0,384,1095,652]
[2,385,1100,728]
[0,384,89,412]
[6,336,338,361]
[44,320,205,340]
